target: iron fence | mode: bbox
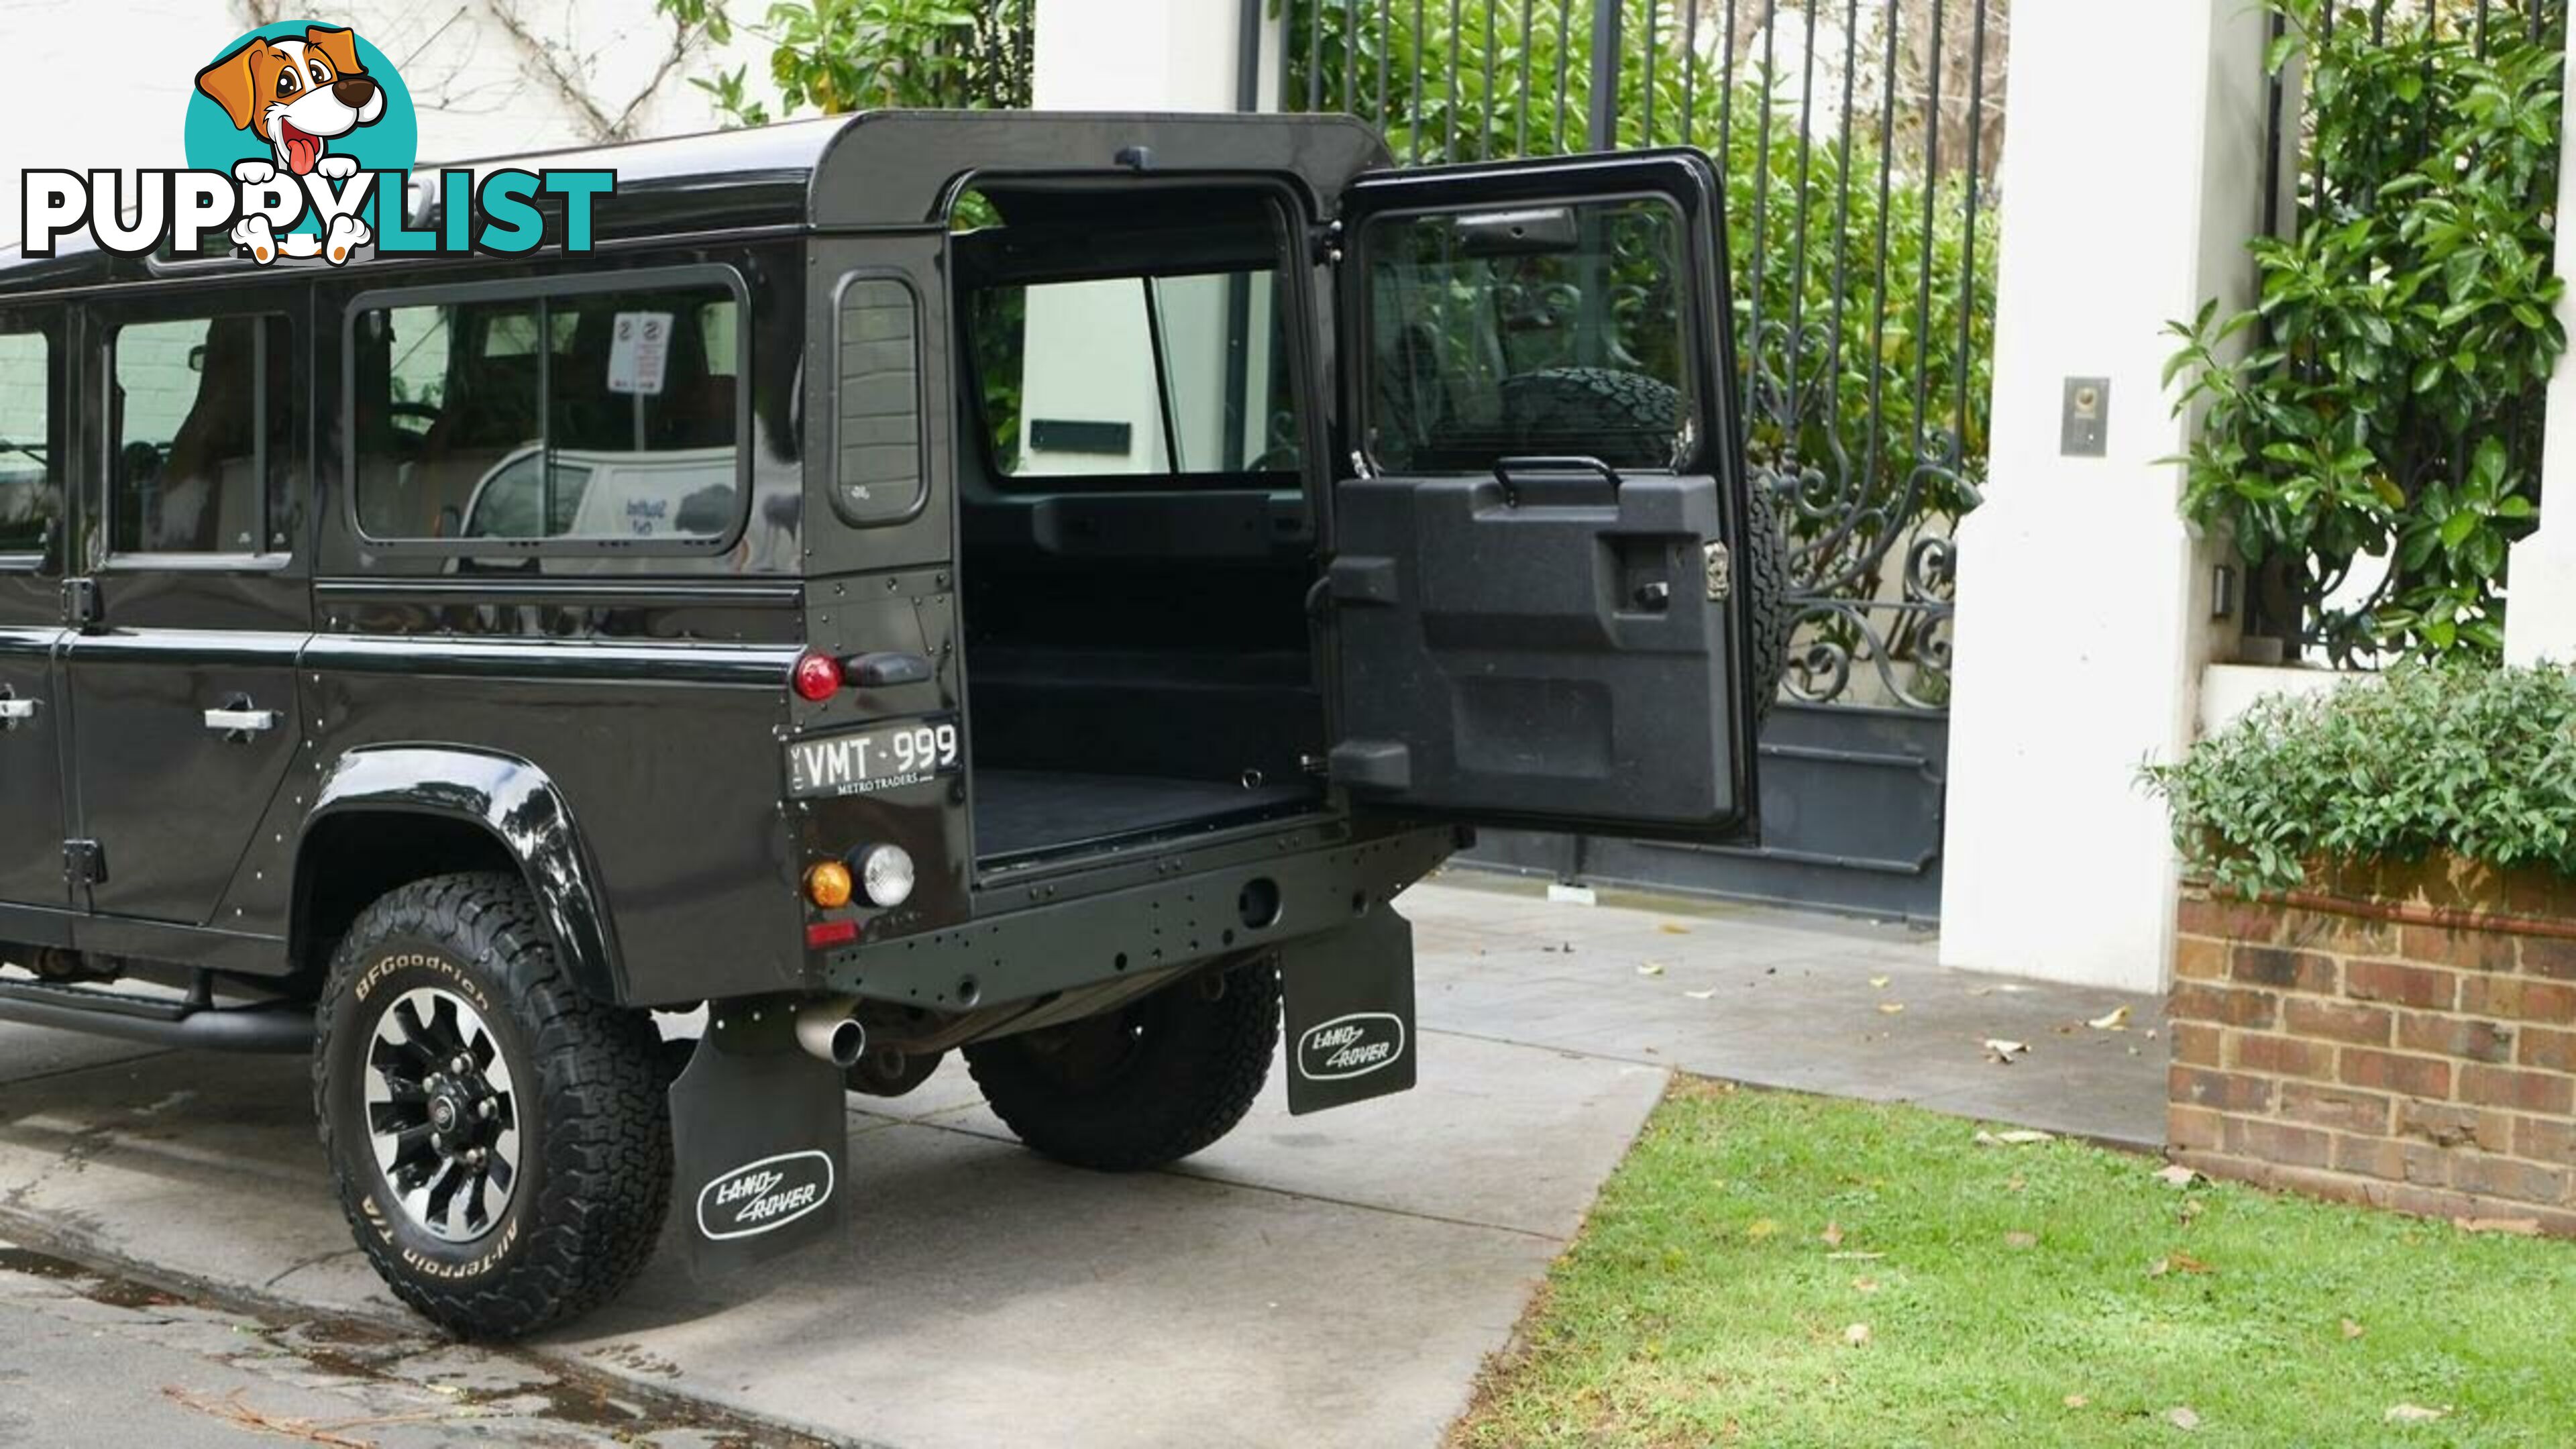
[1273,0,2004,713]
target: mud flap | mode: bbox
[669,999,848,1279]
[1279,902,1417,1114]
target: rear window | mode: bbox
[350,277,744,545]
[1361,195,1694,474]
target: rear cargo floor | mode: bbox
[973,769,1318,865]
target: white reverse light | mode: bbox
[857,843,915,908]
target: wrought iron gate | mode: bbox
[1265,0,2000,920]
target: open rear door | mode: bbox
[1324,150,1760,843]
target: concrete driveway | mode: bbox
[0,885,1670,1448]
[0,874,2154,1446]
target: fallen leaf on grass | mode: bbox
[1820,1221,1845,1248]
[2341,1318,2366,1340]
[1851,1277,1880,1293]
[1658,922,1693,935]
[1984,1038,2028,1063]
[2167,1406,2202,1432]
[1745,1218,1779,1241]
[1636,961,1665,977]
[1842,1322,1872,1346]
[1825,1250,1885,1260]
[2004,1230,2039,1249]
[2063,1395,2090,1409]
[2456,1216,2542,1236]
[2155,1164,2203,1188]
[1870,975,1891,989]
[1974,1129,2054,1147]
[2087,1005,2133,1031]
[1684,987,1717,1000]
[1877,1002,1907,1015]
[2384,1404,2448,1425]
[2149,1252,2214,1278]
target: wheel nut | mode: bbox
[450,1055,470,1074]
[477,1099,496,1120]
[468,1147,486,1165]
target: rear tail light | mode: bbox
[805,919,859,949]
[791,651,843,701]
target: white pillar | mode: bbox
[1033,0,1275,112]
[2502,42,2576,667]
[1937,0,2270,993]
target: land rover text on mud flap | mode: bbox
[0,111,1784,1338]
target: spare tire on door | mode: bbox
[1495,366,1791,718]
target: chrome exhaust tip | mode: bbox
[794,998,867,1069]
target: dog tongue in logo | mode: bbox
[281,121,321,175]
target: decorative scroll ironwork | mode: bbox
[1277,0,2003,712]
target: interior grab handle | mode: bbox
[1493,455,1621,506]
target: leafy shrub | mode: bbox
[2145,662,2576,895]
[658,0,1032,123]
[2165,0,2567,662]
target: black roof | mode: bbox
[0,109,1390,296]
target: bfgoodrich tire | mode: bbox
[963,959,1281,1171]
[313,872,671,1340]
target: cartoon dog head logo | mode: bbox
[194,25,384,178]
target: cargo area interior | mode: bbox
[948,182,1330,870]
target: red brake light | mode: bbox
[805,919,859,949]
[792,652,843,702]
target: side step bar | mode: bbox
[0,977,313,1054]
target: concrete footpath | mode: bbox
[0,873,2161,1447]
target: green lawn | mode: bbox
[1455,1081,2576,1448]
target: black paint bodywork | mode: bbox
[0,109,1754,1022]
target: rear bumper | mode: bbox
[817,823,1460,1010]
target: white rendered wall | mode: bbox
[2504,39,2576,667]
[1937,0,2270,992]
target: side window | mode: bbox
[0,327,58,559]
[833,278,922,525]
[351,280,744,545]
[110,314,288,555]
[1362,195,1693,474]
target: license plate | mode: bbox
[785,716,960,800]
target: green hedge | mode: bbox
[2146,662,2576,896]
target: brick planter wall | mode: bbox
[2168,859,2576,1232]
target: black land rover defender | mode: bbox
[0,111,1779,1338]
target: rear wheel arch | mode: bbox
[291,747,627,1003]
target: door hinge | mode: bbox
[1314,219,1345,264]
[62,839,105,888]
[1703,540,1733,603]
[60,577,99,629]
